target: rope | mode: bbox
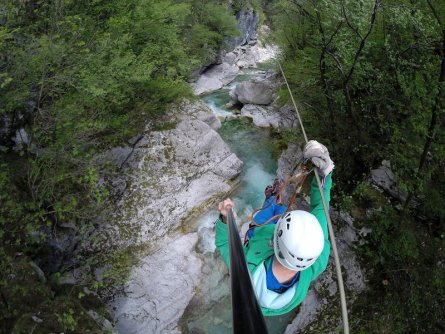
[278,61,350,334]
[244,168,309,244]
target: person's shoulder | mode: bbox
[246,225,275,255]
[251,224,276,239]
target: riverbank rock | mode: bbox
[12,128,30,151]
[223,19,278,69]
[230,81,273,105]
[223,42,278,69]
[240,104,299,129]
[91,100,242,251]
[370,160,407,203]
[277,143,304,180]
[240,104,277,127]
[193,63,239,95]
[241,104,298,130]
[111,233,202,334]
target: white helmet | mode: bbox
[273,210,324,271]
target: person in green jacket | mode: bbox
[215,140,334,316]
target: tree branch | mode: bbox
[341,2,363,40]
[344,0,380,85]
[426,0,443,32]
[290,0,315,19]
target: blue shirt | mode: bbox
[247,196,287,239]
[265,257,300,294]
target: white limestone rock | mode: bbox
[240,104,299,129]
[240,104,276,127]
[111,233,202,334]
[222,42,278,69]
[230,82,273,105]
[93,100,242,250]
[181,99,222,130]
[193,63,239,95]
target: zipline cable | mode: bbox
[278,61,350,334]
[227,208,269,334]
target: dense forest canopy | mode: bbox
[0,0,239,332]
[269,0,444,332]
[1,0,444,333]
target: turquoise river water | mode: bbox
[183,69,297,334]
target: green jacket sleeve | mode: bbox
[309,173,332,279]
[215,218,231,268]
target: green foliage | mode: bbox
[271,0,444,195]
[0,0,238,331]
[187,1,239,64]
[56,309,77,332]
[352,203,445,333]
[270,0,445,331]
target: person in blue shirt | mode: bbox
[245,178,287,240]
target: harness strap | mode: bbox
[244,166,310,244]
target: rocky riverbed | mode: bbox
[108,23,369,334]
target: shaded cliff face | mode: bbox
[229,8,260,47]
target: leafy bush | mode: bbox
[0,0,239,331]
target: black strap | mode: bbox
[227,208,269,334]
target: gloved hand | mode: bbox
[218,198,236,223]
[303,140,334,176]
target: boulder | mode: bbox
[370,160,407,202]
[275,104,299,128]
[111,233,202,334]
[240,104,299,129]
[193,63,239,95]
[230,81,273,105]
[221,41,278,69]
[276,143,310,210]
[240,104,277,127]
[12,128,30,150]
[183,100,222,130]
[277,143,304,181]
